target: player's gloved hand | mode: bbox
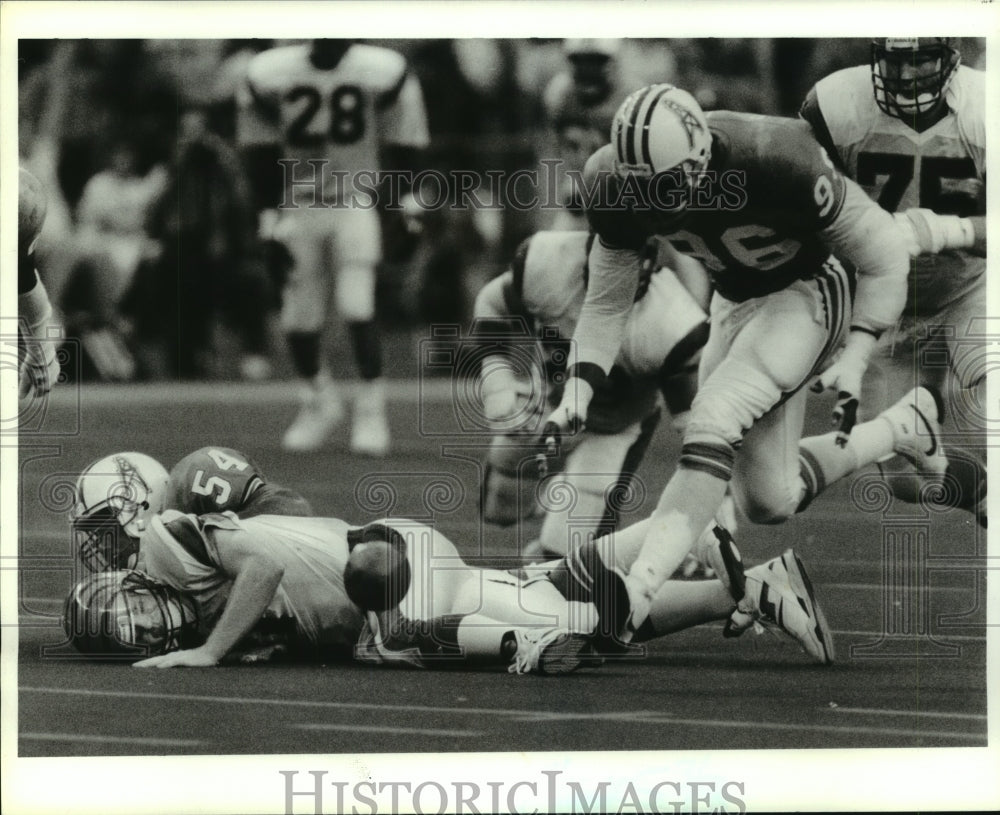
[541,376,593,453]
[810,330,877,447]
[18,341,60,401]
[133,645,221,668]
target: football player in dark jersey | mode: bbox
[800,38,987,526]
[543,84,925,639]
[71,447,311,573]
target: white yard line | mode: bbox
[19,687,984,743]
[827,707,987,721]
[20,732,204,747]
[295,723,481,737]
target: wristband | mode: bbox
[942,215,974,250]
[565,361,607,392]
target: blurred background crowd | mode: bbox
[18,37,986,383]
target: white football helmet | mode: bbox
[71,452,170,573]
[63,569,201,659]
[610,84,712,226]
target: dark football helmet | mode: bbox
[871,38,960,119]
[63,570,201,660]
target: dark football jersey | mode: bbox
[166,447,266,516]
[585,111,849,302]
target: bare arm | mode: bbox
[134,525,284,667]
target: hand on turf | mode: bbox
[133,646,220,668]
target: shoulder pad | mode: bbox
[350,44,408,92]
[521,230,590,314]
[813,66,876,150]
[246,45,306,91]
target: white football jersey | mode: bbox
[811,64,985,311]
[139,511,364,652]
[240,43,429,202]
[519,231,707,379]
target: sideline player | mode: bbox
[800,38,987,525]
[544,84,923,637]
[71,447,311,572]
[473,229,724,561]
[240,39,429,455]
[18,166,62,403]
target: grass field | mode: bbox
[13,377,991,767]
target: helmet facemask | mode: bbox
[871,38,960,121]
[73,507,140,573]
[71,453,169,572]
[63,570,201,660]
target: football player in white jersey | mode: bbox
[62,508,834,670]
[343,515,834,670]
[474,230,729,562]
[800,38,987,525]
[239,40,429,455]
[18,166,62,404]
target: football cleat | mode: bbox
[676,494,740,581]
[282,382,344,452]
[690,523,745,600]
[882,385,948,478]
[508,627,592,675]
[350,380,390,457]
[724,549,835,665]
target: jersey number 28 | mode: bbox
[287,85,366,147]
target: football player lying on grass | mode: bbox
[62,508,833,672]
[71,447,312,573]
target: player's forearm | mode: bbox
[821,184,908,335]
[202,556,284,661]
[568,239,641,376]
